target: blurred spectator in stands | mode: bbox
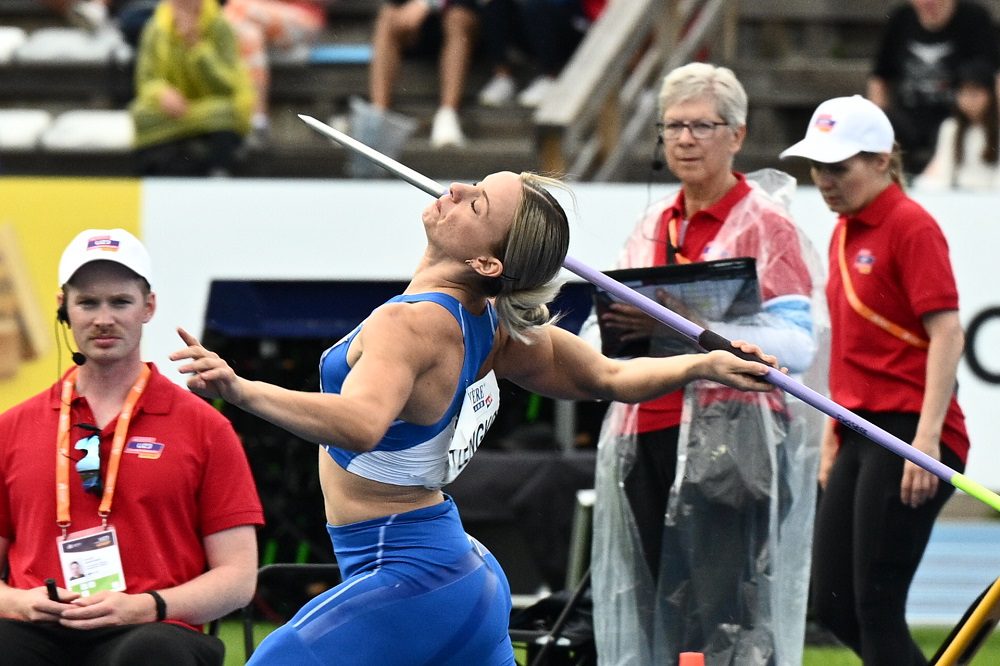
[225,0,327,149]
[868,0,1000,176]
[39,0,113,30]
[367,0,479,149]
[130,0,254,176]
[477,0,606,108]
[914,58,1000,191]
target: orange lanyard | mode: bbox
[56,364,151,535]
[665,214,692,265]
[837,224,929,349]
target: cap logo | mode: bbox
[815,114,836,133]
[86,236,121,253]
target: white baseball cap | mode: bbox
[780,95,894,163]
[58,228,152,286]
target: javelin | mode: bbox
[298,113,1000,514]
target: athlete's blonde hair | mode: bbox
[490,173,572,344]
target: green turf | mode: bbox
[218,621,1000,665]
[802,626,1000,665]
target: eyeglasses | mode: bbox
[809,160,851,176]
[657,120,729,140]
[74,426,102,497]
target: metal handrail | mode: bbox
[533,0,736,181]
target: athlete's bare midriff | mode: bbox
[318,451,445,526]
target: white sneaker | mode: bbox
[69,0,109,31]
[478,74,516,107]
[517,76,555,108]
[430,107,465,148]
[245,114,270,151]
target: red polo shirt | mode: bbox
[639,174,748,432]
[826,183,969,462]
[0,363,264,630]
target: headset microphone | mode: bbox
[56,303,87,365]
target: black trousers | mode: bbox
[623,426,681,578]
[0,620,224,666]
[811,411,963,666]
[626,416,780,664]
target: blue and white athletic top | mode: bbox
[320,293,501,489]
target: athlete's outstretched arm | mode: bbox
[494,324,779,403]
[170,303,446,451]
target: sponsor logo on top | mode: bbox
[86,236,120,253]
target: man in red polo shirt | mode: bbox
[0,228,264,665]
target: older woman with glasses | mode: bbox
[781,95,970,666]
[589,61,826,665]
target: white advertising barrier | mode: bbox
[141,179,1000,488]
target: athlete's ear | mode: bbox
[464,256,503,279]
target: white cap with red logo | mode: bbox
[58,228,152,286]
[780,95,894,163]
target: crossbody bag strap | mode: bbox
[838,223,929,349]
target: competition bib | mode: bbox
[444,371,501,484]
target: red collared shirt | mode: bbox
[654,173,752,266]
[639,174,753,432]
[826,183,969,461]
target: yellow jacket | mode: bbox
[130,0,254,148]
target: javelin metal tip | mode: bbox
[297,113,446,197]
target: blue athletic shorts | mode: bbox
[247,497,515,665]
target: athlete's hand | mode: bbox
[900,433,941,508]
[170,327,246,406]
[0,585,80,622]
[58,590,158,629]
[698,340,781,392]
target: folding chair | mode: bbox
[930,576,1000,666]
[241,562,341,661]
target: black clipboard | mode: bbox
[593,257,762,358]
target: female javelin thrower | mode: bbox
[171,170,781,665]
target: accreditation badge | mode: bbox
[56,526,127,596]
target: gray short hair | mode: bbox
[657,62,748,127]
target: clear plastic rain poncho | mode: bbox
[589,169,830,666]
